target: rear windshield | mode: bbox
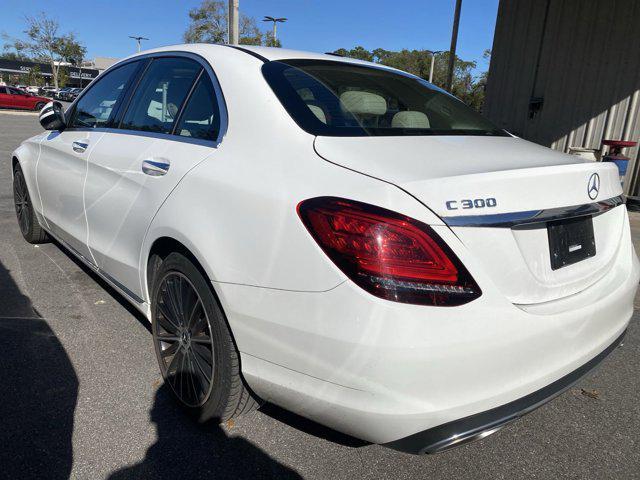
[262,59,506,137]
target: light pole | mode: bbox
[228,0,239,45]
[262,16,287,44]
[129,36,149,53]
[446,0,462,92]
[427,50,444,84]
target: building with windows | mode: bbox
[0,57,118,88]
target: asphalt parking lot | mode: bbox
[1,110,639,480]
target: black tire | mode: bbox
[13,165,49,244]
[151,252,259,423]
[34,102,45,111]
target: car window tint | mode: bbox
[174,75,220,141]
[263,60,506,137]
[120,58,201,134]
[71,62,139,128]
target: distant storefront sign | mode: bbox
[0,59,99,85]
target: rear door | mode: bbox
[84,54,225,300]
[37,61,141,260]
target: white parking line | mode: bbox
[0,109,39,116]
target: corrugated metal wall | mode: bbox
[484,0,640,194]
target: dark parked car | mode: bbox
[54,87,73,101]
[0,86,48,111]
[66,88,83,101]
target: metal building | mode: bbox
[484,0,640,194]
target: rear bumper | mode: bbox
[385,328,627,454]
[217,209,639,449]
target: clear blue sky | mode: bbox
[1,0,499,74]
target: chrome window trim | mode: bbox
[63,50,228,148]
[442,195,624,228]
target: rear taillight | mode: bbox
[297,197,481,306]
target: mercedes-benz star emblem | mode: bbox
[587,173,600,200]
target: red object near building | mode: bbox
[0,86,49,111]
[602,140,637,156]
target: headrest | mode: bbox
[339,91,386,115]
[392,111,430,128]
[307,104,327,123]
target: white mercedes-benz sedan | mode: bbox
[12,44,639,454]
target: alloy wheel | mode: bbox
[13,172,30,236]
[153,272,215,407]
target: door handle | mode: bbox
[72,141,88,153]
[142,159,170,176]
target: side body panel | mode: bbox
[37,130,104,259]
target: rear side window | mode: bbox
[70,62,139,128]
[120,58,201,134]
[174,75,221,141]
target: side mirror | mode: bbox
[39,101,67,131]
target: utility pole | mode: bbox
[129,36,149,53]
[446,0,462,92]
[229,0,239,45]
[262,16,287,45]
[427,50,444,84]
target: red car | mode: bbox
[0,86,49,111]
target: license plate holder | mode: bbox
[547,216,596,270]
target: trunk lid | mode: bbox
[314,135,625,304]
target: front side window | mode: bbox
[70,61,139,128]
[120,57,201,134]
[174,75,221,141]
[263,59,506,137]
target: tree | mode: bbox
[4,13,86,88]
[183,0,277,46]
[333,46,373,62]
[57,67,68,88]
[26,65,44,86]
[331,46,489,111]
[0,50,33,61]
[264,31,281,48]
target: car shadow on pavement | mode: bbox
[49,237,152,333]
[0,260,79,479]
[259,403,369,448]
[107,383,302,480]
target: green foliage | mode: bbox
[0,50,33,61]
[58,67,68,87]
[333,46,373,62]
[184,0,281,47]
[332,46,490,111]
[264,31,282,48]
[26,65,44,86]
[3,13,85,88]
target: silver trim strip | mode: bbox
[45,228,145,305]
[442,195,624,228]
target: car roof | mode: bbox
[127,43,400,73]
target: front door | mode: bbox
[36,60,141,261]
